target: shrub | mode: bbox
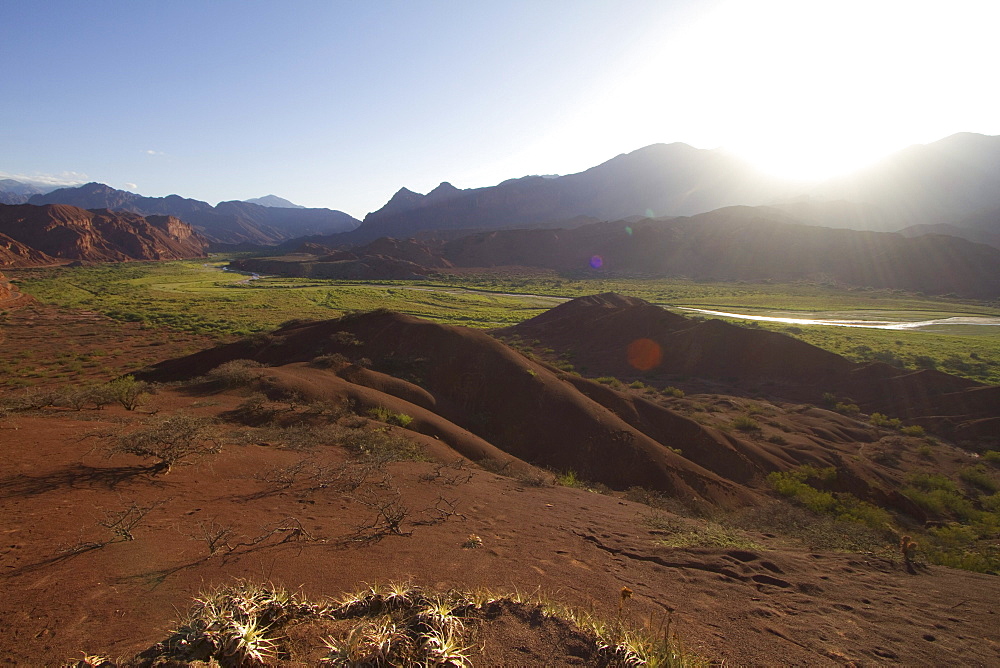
[105,413,219,473]
[834,402,860,416]
[869,413,902,429]
[732,414,761,434]
[107,375,149,411]
[900,424,925,437]
[983,450,1000,466]
[206,359,265,387]
[595,376,623,389]
[311,352,350,369]
[959,465,999,493]
[661,386,685,398]
[556,470,586,488]
[330,330,363,347]
[338,428,425,463]
[367,407,413,428]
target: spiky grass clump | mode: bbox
[108,580,700,666]
[166,580,317,666]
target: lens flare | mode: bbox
[624,226,633,236]
[626,338,662,371]
[589,255,603,269]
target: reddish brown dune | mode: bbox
[503,293,1000,445]
[137,311,761,505]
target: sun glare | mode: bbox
[521,0,1000,184]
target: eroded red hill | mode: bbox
[0,203,208,264]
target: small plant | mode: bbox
[732,414,761,434]
[900,534,919,569]
[661,386,685,398]
[367,406,414,428]
[311,352,350,368]
[595,376,623,389]
[106,375,149,411]
[556,469,586,488]
[206,359,265,387]
[330,330,364,347]
[462,533,483,549]
[900,424,926,437]
[834,402,860,416]
[870,412,902,430]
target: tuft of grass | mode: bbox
[731,414,762,434]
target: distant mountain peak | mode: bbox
[425,182,463,203]
[243,194,305,209]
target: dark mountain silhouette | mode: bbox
[0,203,208,264]
[243,194,305,208]
[30,183,359,245]
[340,144,793,243]
[326,133,1000,244]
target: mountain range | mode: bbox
[26,183,358,246]
[334,132,1000,245]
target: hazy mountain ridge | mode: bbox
[0,178,55,204]
[344,143,794,243]
[0,203,208,265]
[243,194,305,208]
[30,183,359,246]
[332,133,1000,245]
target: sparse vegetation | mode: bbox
[126,580,698,667]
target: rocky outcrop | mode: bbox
[0,203,209,264]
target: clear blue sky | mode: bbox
[2,0,998,218]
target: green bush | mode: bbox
[732,414,762,434]
[900,424,925,437]
[367,406,414,428]
[107,375,149,411]
[959,465,999,493]
[869,412,902,429]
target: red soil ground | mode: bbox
[2,297,999,665]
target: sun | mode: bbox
[538,0,1000,184]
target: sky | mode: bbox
[2,0,999,219]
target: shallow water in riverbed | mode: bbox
[675,307,1000,333]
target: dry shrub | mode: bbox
[105,413,220,473]
[206,359,265,388]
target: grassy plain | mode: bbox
[11,258,1000,384]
